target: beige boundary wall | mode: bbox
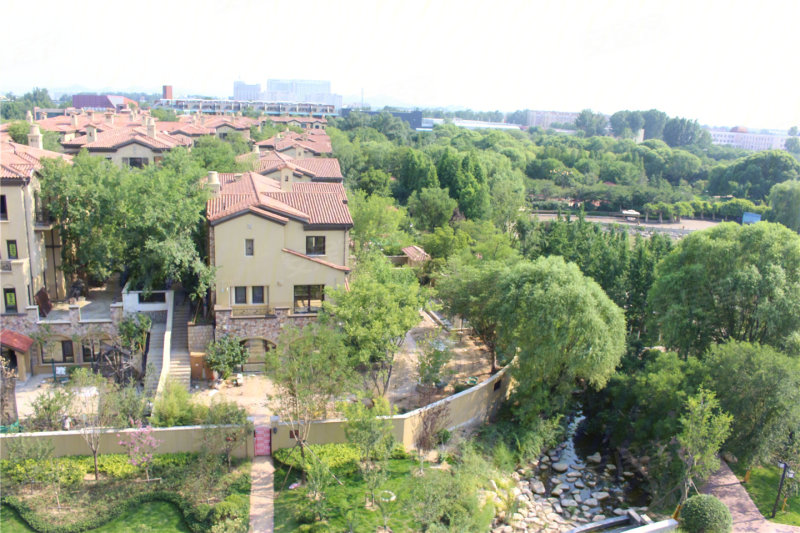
[0,364,511,459]
[0,425,255,460]
[271,363,512,450]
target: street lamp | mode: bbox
[772,461,796,518]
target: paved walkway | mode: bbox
[249,456,275,533]
[701,461,800,533]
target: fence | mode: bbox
[0,425,254,460]
[1,363,512,458]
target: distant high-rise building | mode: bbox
[162,85,173,99]
[264,79,342,109]
[526,110,580,128]
[234,81,262,101]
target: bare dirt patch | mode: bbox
[190,374,276,419]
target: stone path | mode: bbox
[701,461,800,533]
[249,456,275,533]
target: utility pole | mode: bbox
[771,462,790,518]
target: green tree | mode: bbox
[395,148,438,202]
[490,171,526,232]
[709,150,800,201]
[203,400,252,471]
[355,167,391,197]
[786,137,800,155]
[498,256,626,420]
[647,222,800,357]
[769,179,800,232]
[699,341,800,472]
[789,126,798,137]
[205,335,249,379]
[642,109,668,140]
[38,153,126,283]
[191,135,243,172]
[677,389,732,504]
[266,322,353,481]
[663,117,705,147]
[150,108,179,122]
[575,109,608,137]
[407,187,457,232]
[348,189,409,252]
[7,121,29,144]
[342,397,395,507]
[324,253,426,397]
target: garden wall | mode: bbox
[188,323,214,353]
[0,425,254,460]
[271,362,513,450]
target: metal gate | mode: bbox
[254,425,271,456]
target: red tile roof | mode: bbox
[402,245,430,262]
[269,116,327,125]
[0,330,35,352]
[0,140,72,180]
[255,130,332,154]
[241,151,342,180]
[62,126,193,151]
[207,172,352,227]
[201,116,259,130]
[155,121,215,136]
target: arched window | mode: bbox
[239,338,276,372]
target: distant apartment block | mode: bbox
[155,98,338,117]
[230,79,343,109]
[526,110,580,128]
[233,81,262,101]
[708,129,788,151]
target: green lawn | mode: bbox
[730,463,800,526]
[1,501,190,532]
[274,458,421,532]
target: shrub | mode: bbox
[273,443,360,476]
[295,507,316,524]
[390,443,410,460]
[150,379,208,427]
[28,388,72,431]
[97,454,139,479]
[435,428,451,445]
[205,335,248,379]
[681,494,732,533]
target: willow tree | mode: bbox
[498,256,626,421]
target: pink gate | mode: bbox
[254,426,271,456]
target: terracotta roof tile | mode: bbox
[0,141,72,180]
[62,126,192,151]
[0,329,36,352]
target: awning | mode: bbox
[0,330,35,352]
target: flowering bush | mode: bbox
[117,420,162,480]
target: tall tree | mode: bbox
[348,190,409,252]
[407,187,457,232]
[395,148,438,202]
[575,109,608,137]
[641,109,668,140]
[708,150,800,200]
[663,117,705,147]
[700,341,800,472]
[266,322,353,481]
[648,222,800,357]
[769,179,800,232]
[498,256,626,420]
[324,253,426,397]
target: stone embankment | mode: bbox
[488,443,650,533]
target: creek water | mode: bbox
[531,412,649,517]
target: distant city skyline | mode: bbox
[2,0,798,131]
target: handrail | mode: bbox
[154,291,175,397]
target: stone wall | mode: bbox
[188,323,214,353]
[215,306,316,345]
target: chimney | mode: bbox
[208,171,220,196]
[142,114,148,126]
[86,124,97,143]
[28,124,43,150]
[280,167,293,192]
[105,112,114,126]
[146,117,157,138]
[26,110,33,124]
[90,111,99,122]
[71,114,79,128]
[252,143,259,154]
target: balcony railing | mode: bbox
[231,305,276,317]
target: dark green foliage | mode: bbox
[150,379,209,427]
[648,222,800,357]
[681,495,732,533]
[205,335,248,379]
[663,117,708,148]
[708,150,800,201]
[407,187,457,231]
[150,108,179,122]
[1,88,54,120]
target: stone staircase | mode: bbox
[143,322,166,395]
[168,295,191,390]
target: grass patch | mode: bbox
[1,501,190,532]
[1,505,35,532]
[274,458,421,532]
[729,463,800,526]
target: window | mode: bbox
[0,195,7,220]
[306,236,325,256]
[82,340,107,363]
[252,286,265,304]
[122,157,147,168]
[7,241,18,260]
[293,285,324,314]
[234,286,247,304]
[3,289,17,314]
[42,340,75,364]
[245,239,254,256]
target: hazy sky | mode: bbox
[3,0,798,129]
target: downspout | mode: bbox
[22,178,36,306]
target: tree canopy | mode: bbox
[648,222,800,357]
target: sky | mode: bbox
[2,0,799,130]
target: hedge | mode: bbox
[681,494,732,533]
[1,465,251,533]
